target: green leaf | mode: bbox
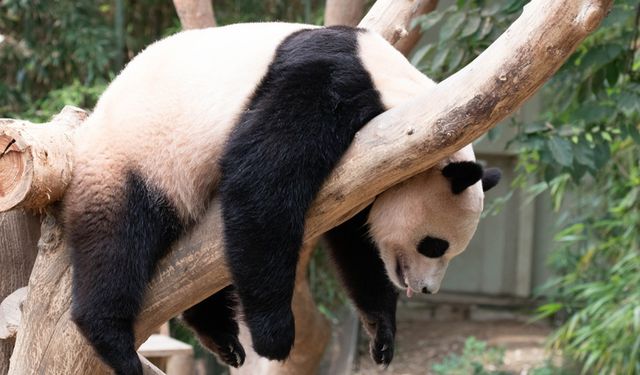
[601,4,634,28]
[478,17,493,39]
[574,139,596,170]
[547,137,574,167]
[447,46,465,71]
[617,89,640,116]
[460,14,481,37]
[412,11,445,30]
[432,46,450,72]
[480,2,502,16]
[439,12,466,41]
[580,44,623,72]
[410,43,435,67]
[627,124,640,144]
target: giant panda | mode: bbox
[62,22,499,375]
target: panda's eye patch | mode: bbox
[417,236,449,258]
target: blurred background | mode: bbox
[1,0,638,374]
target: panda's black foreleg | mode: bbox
[218,161,304,360]
[182,285,246,367]
[66,172,183,375]
[218,97,368,361]
[218,26,386,361]
[324,206,399,367]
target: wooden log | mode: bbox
[0,211,40,374]
[5,0,612,373]
[0,107,87,212]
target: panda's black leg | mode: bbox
[218,27,385,361]
[324,206,399,367]
[66,172,183,375]
[218,170,301,360]
[182,285,246,367]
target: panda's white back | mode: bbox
[74,23,314,219]
[72,22,433,220]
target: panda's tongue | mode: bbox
[404,277,413,298]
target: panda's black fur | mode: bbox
[216,26,385,361]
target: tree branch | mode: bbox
[324,0,365,27]
[0,107,87,212]
[172,0,216,29]
[4,0,612,373]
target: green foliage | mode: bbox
[416,1,640,373]
[520,2,640,373]
[0,0,116,116]
[214,0,326,25]
[431,337,507,375]
[431,337,574,375]
[0,0,179,117]
[411,0,527,81]
[20,81,106,122]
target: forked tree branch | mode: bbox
[3,0,612,374]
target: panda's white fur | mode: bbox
[369,144,483,295]
[72,23,432,222]
[64,22,494,374]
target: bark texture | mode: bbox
[0,106,87,212]
[2,0,612,374]
[0,212,39,375]
[324,0,365,26]
[172,0,216,29]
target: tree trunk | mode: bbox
[172,0,216,29]
[0,211,39,375]
[1,0,612,373]
[324,0,365,27]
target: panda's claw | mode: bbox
[199,333,246,368]
[370,327,395,367]
[216,337,246,368]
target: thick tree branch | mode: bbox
[0,107,87,212]
[4,0,612,374]
[172,0,216,29]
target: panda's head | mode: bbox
[367,145,501,297]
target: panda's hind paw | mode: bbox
[219,338,246,368]
[199,334,246,368]
[370,326,395,367]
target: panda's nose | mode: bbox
[422,287,431,294]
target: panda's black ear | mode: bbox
[482,167,502,192]
[442,161,483,194]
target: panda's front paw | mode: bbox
[199,333,246,368]
[249,309,295,361]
